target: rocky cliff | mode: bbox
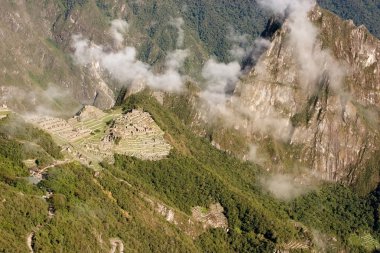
[0,0,208,114]
[0,0,118,114]
[229,6,380,186]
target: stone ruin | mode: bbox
[75,105,106,121]
[31,107,172,166]
[191,203,229,230]
[103,109,172,160]
[34,116,92,142]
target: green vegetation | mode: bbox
[1,92,380,251]
[107,92,380,251]
[290,185,373,239]
[2,0,380,250]
[286,182,380,251]
[58,0,88,18]
[174,0,268,62]
[0,114,63,160]
[54,0,380,69]
[0,138,50,252]
[0,181,47,252]
[35,163,197,252]
[318,0,380,38]
[103,92,299,251]
[122,0,380,66]
[348,233,380,252]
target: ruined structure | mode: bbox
[31,106,171,167]
[191,203,229,230]
[104,109,171,160]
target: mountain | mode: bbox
[0,0,379,115]
[1,0,380,252]
[1,92,380,252]
[0,0,208,113]
[318,0,380,39]
[196,5,380,194]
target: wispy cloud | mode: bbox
[169,17,185,48]
[72,20,189,93]
[109,19,129,47]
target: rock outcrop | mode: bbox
[0,1,118,112]
[230,6,379,184]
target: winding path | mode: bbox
[110,238,124,253]
[26,232,34,253]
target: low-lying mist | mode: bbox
[72,19,188,93]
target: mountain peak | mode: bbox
[221,4,380,186]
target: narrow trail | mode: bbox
[110,238,124,253]
[26,232,34,253]
[27,159,73,183]
[40,159,73,173]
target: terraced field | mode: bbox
[30,106,172,168]
[109,110,172,160]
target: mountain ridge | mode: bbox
[1,0,379,114]
[1,1,380,252]
[188,4,380,194]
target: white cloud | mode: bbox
[169,17,185,48]
[257,0,315,16]
[200,59,241,106]
[109,19,129,46]
[257,0,346,94]
[227,28,251,61]
[72,20,189,93]
[261,174,313,201]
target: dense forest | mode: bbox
[57,0,380,65]
[318,0,380,38]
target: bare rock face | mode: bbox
[0,0,120,113]
[234,6,380,184]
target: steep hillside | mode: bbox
[1,1,380,252]
[203,5,380,193]
[318,0,380,38]
[0,0,209,113]
[1,0,378,114]
[1,92,380,252]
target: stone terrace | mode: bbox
[104,109,172,160]
[31,106,172,167]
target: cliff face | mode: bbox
[233,6,380,184]
[0,0,119,114]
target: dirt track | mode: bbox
[26,232,34,253]
[110,238,124,253]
